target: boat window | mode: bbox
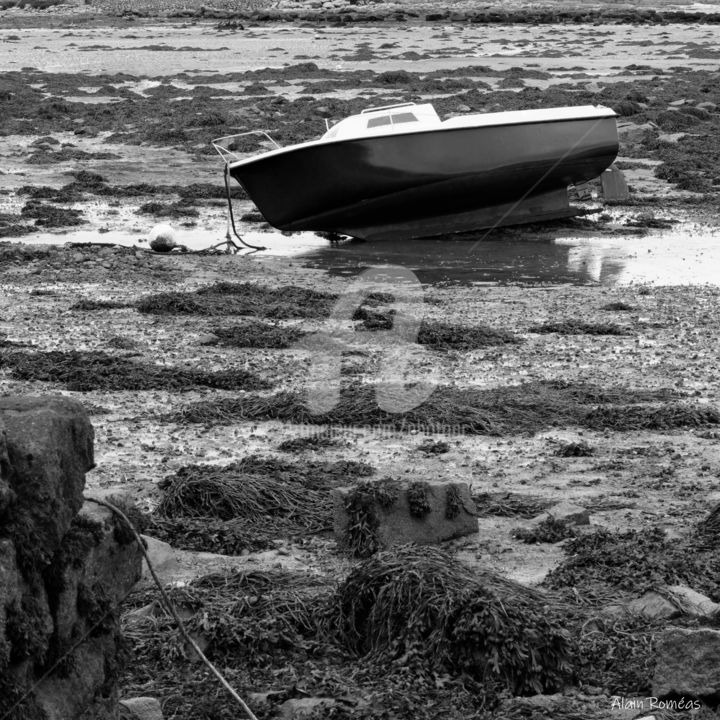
[367,115,392,128]
[391,112,418,123]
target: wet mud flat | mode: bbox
[2,4,720,720]
[4,243,720,719]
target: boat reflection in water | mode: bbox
[298,223,720,287]
[556,227,720,285]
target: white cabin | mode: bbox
[321,103,441,141]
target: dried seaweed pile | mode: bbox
[416,439,450,454]
[208,320,307,348]
[70,298,133,311]
[554,440,595,457]
[473,491,554,518]
[174,379,691,435]
[0,349,270,392]
[137,282,337,319]
[325,545,571,699]
[601,301,635,312]
[571,614,663,696]
[530,319,630,335]
[20,200,84,228]
[584,403,720,431]
[513,516,578,544]
[120,562,500,720]
[544,527,720,602]
[694,501,720,547]
[149,455,373,553]
[340,478,402,558]
[354,308,520,350]
[417,321,520,350]
[277,433,339,452]
[124,569,326,665]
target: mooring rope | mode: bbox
[222,164,267,252]
[86,497,260,720]
[1,498,259,720]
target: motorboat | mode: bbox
[213,102,618,241]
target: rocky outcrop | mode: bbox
[0,396,143,720]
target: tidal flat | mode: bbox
[2,2,720,718]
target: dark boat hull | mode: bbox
[229,115,618,241]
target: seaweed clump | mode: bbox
[326,545,571,701]
[417,438,450,454]
[152,456,374,552]
[70,299,133,311]
[355,311,520,350]
[530,319,629,335]
[473,491,553,518]
[137,282,337,319]
[276,433,339,453]
[209,321,306,348]
[417,321,520,350]
[407,481,432,518]
[584,403,720,431]
[0,350,270,392]
[572,614,661,696]
[20,201,84,228]
[602,301,635,311]
[343,478,400,558]
[174,379,687,436]
[445,485,462,520]
[512,516,578,544]
[124,569,325,665]
[554,440,595,457]
[544,527,720,601]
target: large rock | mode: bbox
[332,480,477,553]
[0,396,141,720]
[0,396,94,565]
[652,627,720,702]
[50,499,143,664]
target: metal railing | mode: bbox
[211,130,281,163]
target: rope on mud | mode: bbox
[222,164,267,252]
[86,496,260,720]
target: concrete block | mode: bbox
[601,165,630,202]
[332,480,477,553]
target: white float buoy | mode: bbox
[148,223,177,252]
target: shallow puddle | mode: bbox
[12,218,720,287]
[298,221,720,286]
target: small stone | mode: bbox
[665,585,720,618]
[119,696,164,720]
[533,501,590,527]
[279,697,336,719]
[196,333,219,346]
[626,591,679,620]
